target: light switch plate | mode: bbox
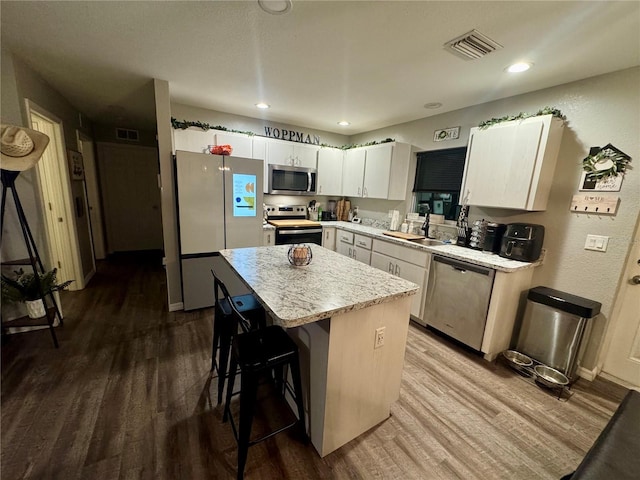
[584,234,609,252]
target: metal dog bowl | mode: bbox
[533,365,569,388]
[503,350,533,367]
[502,350,534,376]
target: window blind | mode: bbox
[413,146,467,192]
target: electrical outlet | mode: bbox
[374,327,385,349]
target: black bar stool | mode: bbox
[210,269,265,405]
[222,297,307,480]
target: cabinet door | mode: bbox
[371,252,427,319]
[342,148,366,197]
[317,148,343,195]
[293,144,319,168]
[363,143,393,199]
[370,251,396,274]
[266,140,294,166]
[352,246,371,265]
[392,257,427,318]
[263,230,275,246]
[252,137,269,193]
[322,227,336,250]
[462,118,546,209]
[336,240,353,258]
[215,132,252,158]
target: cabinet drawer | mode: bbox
[354,234,372,250]
[372,239,429,267]
[353,246,371,265]
[338,230,354,244]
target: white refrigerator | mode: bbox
[175,150,264,310]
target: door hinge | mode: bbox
[57,261,61,268]
[48,202,52,211]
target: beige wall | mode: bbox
[350,67,640,371]
[1,51,96,287]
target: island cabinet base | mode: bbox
[288,296,412,457]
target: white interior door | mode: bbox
[28,108,82,289]
[602,216,640,389]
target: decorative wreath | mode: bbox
[582,144,632,180]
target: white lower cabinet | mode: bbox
[371,239,429,320]
[322,227,336,250]
[352,234,372,265]
[336,231,371,265]
[263,230,275,246]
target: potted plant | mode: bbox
[1,268,73,318]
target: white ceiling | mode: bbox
[2,1,639,135]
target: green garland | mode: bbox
[478,107,565,129]
[582,147,631,180]
[171,118,255,137]
[336,138,395,150]
[171,117,394,150]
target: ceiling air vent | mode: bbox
[115,128,139,142]
[444,30,503,60]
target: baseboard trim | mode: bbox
[577,365,600,381]
[169,302,183,312]
[599,371,640,391]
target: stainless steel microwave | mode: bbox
[268,164,317,195]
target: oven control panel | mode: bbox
[265,204,307,218]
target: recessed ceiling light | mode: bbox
[258,0,292,15]
[337,121,350,126]
[423,102,443,109]
[506,62,533,73]
[255,102,270,109]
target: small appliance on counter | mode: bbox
[482,222,506,253]
[499,223,545,262]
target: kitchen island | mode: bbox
[220,245,418,457]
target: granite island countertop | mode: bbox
[220,245,419,328]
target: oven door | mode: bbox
[276,227,323,245]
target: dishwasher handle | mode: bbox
[432,254,494,276]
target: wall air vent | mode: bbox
[444,30,503,60]
[115,128,139,142]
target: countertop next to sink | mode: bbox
[316,221,542,273]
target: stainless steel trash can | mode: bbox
[516,286,601,382]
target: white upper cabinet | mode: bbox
[252,136,269,193]
[342,147,366,197]
[317,147,344,196]
[341,142,411,200]
[363,143,393,199]
[266,139,319,168]
[172,127,214,154]
[215,132,253,158]
[460,114,564,211]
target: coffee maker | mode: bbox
[322,200,337,221]
[499,223,545,262]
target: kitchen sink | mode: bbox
[409,238,445,246]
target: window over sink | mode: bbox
[412,146,466,221]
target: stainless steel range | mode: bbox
[265,204,323,245]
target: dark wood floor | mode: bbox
[1,252,628,480]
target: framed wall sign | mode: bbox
[579,171,623,192]
[68,150,85,180]
[434,126,460,142]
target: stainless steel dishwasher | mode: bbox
[424,255,495,350]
